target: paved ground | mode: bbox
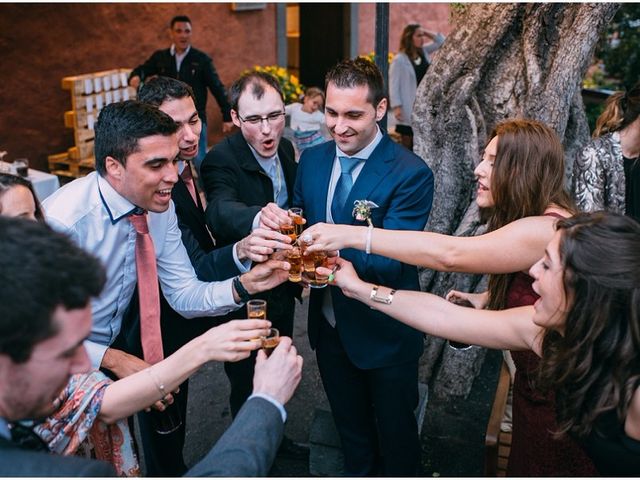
[181,291,501,477]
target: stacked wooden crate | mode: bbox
[48,68,136,179]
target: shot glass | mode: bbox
[149,399,183,435]
[261,327,280,356]
[13,158,29,178]
[247,299,267,320]
[300,239,329,288]
[289,207,305,238]
[286,245,303,282]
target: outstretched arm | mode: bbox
[326,257,544,353]
[305,214,559,275]
[99,319,271,424]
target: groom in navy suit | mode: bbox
[293,58,434,475]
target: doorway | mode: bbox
[286,3,354,90]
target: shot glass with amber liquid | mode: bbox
[247,299,267,342]
[261,328,280,356]
[289,208,305,238]
[286,245,303,282]
[301,239,329,288]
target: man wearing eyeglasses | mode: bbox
[200,72,306,459]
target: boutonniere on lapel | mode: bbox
[353,200,378,255]
[352,200,378,227]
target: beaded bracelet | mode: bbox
[147,368,167,401]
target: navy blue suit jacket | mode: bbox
[293,134,434,369]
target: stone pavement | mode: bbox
[181,291,501,476]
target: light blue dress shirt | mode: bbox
[322,127,384,326]
[43,172,242,368]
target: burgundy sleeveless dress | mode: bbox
[505,271,598,476]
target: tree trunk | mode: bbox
[413,3,618,396]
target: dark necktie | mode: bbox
[9,423,49,452]
[331,156,362,221]
[180,161,199,206]
[129,211,164,364]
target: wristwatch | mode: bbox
[233,275,252,303]
[370,285,396,305]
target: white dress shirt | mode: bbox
[170,44,191,72]
[43,172,241,368]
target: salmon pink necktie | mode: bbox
[180,161,198,205]
[129,211,163,364]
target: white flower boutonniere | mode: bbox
[352,200,378,227]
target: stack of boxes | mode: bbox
[48,68,136,179]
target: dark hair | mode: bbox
[399,24,422,60]
[537,212,640,438]
[93,100,179,176]
[486,119,576,310]
[0,173,44,222]
[593,82,640,137]
[0,217,106,363]
[325,57,386,107]
[170,15,191,28]
[138,76,196,107]
[228,71,285,113]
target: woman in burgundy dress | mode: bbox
[303,119,597,475]
[327,212,640,476]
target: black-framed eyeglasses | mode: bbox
[237,111,286,126]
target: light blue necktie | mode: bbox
[331,156,362,221]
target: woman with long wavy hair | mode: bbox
[325,212,640,475]
[302,118,597,475]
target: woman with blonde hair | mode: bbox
[304,118,598,475]
[572,82,640,220]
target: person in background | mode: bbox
[572,82,640,222]
[0,216,304,477]
[326,211,640,476]
[0,173,44,221]
[285,86,328,155]
[129,15,233,171]
[303,119,599,476]
[389,23,445,150]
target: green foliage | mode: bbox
[584,102,606,133]
[594,4,640,89]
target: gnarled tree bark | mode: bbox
[412,3,618,398]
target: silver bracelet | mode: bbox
[147,368,167,400]
[365,224,374,254]
[370,285,396,305]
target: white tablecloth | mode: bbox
[0,161,60,202]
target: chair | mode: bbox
[484,359,512,476]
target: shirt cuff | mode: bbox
[251,212,261,232]
[232,242,252,273]
[85,339,109,370]
[248,393,287,423]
